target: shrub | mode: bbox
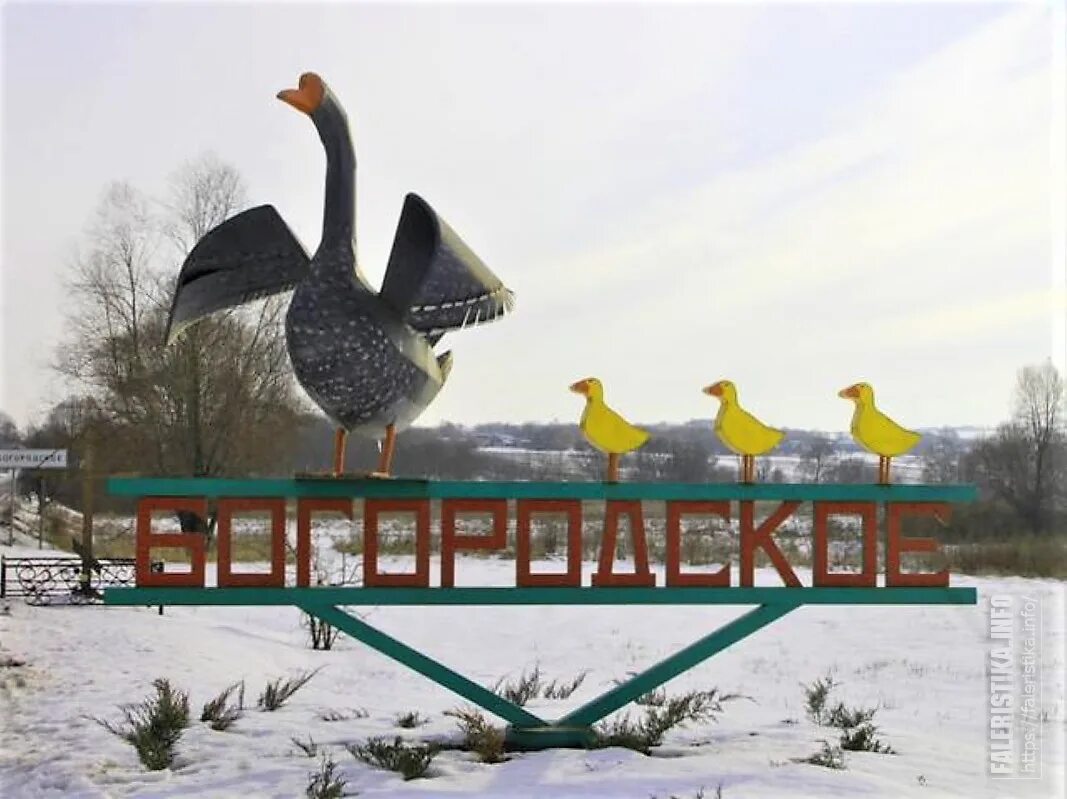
[795,740,845,769]
[94,678,190,770]
[347,736,438,780]
[493,665,543,707]
[802,674,837,725]
[592,715,653,753]
[444,707,507,764]
[640,689,739,745]
[293,735,319,758]
[839,722,894,754]
[592,689,739,754]
[306,754,347,799]
[258,668,321,711]
[303,612,342,651]
[943,536,1067,579]
[395,711,428,729]
[200,681,244,731]
[800,676,895,756]
[610,673,667,707]
[542,671,588,700]
[635,687,667,707]
[318,708,368,722]
[825,702,876,730]
[650,788,713,799]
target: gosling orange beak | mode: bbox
[277,72,325,115]
[569,379,590,395]
[703,382,723,397]
[839,385,859,399]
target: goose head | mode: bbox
[838,382,875,405]
[277,72,349,138]
[570,377,605,402]
[703,380,737,404]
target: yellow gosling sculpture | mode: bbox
[704,380,784,483]
[838,382,921,484]
[570,378,650,482]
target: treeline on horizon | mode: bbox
[3,407,1061,543]
[292,415,967,480]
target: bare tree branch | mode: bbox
[54,156,304,512]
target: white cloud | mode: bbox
[478,6,1055,430]
[1,4,1058,434]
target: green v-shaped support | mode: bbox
[297,600,798,749]
[106,585,977,750]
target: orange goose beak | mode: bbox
[277,72,325,115]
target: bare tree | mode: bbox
[921,428,963,484]
[17,397,98,511]
[797,434,836,483]
[56,155,307,527]
[0,412,20,446]
[162,154,246,253]
[660,437,715,482]
[969,361,1066,534]
[756,461,785,483]
[1014,361,1064,506]
[824,456,875,484]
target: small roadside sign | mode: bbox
[0,449,69,469]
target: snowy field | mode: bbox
[474,450,928,484]
[1,534,1064,798]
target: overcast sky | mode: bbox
[1,2,1064,436]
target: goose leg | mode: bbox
[332,428,347,476]
[607,453,620,483]
[372,424,397,478]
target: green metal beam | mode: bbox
[106,476,978,503]
[504,725,596,750]
[560,603,797,727]
[297,603,546,728]
[104,586,978,606]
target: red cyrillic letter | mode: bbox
[813,502,877,587]
[516,500,582,587]
[363,499,431,587]
[740,501,801,587]
[592,501,655,587]
[666,501,730,587]
[441,499,507,587]
[217,498,287,588]
[296,498,353,587]
[887,503,950,587]
[135,497,207,587]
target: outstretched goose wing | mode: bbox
[379,194,514,340]
[165,205,310,344]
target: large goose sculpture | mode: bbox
[165,72,513,476]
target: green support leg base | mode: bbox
[505,724,597,751]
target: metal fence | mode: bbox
[0,556,161,605]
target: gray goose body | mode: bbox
[285,239,444,436]
[165,72,513,456]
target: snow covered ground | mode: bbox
[1,533,1064,798]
